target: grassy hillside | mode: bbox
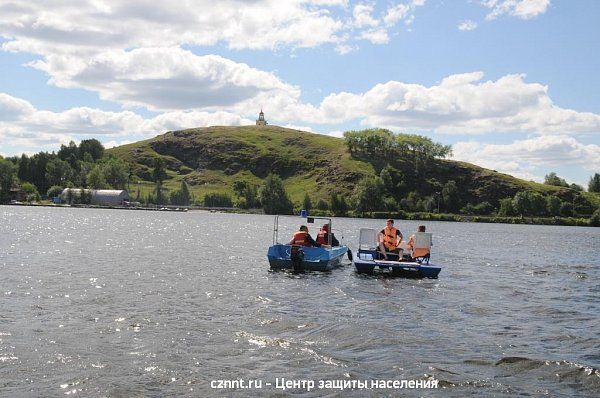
[107,125,596,210]
[108,125,372,203]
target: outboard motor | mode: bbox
[291,245,305,273]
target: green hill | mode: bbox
[107,125,596,212]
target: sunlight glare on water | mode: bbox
[0,206,599,397]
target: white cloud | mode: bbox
[384,4,411,26]
[458,20,478,31]
[0,92,254,154]
[0,0,426,59]
[353,4,379,28]
[0,93,36,120]
[0,1,347,56]
[13,59,600,139]
[0,1,428,66]
[145,111,253,132]
[352,1,424,44]
[360,28,390,44]
[484,0,551,21]
[313,72,600,135]
[452,135,600,182]
[29,47,299,112]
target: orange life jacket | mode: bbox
[316,229,328,245]
[382,226,398,250]
[291,231,311,246]
[412,247,430,258]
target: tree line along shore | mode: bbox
[1,126,599,227]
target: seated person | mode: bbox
[377,219,403,260]
[315,224,339,247]
[408,225,432,261]
[289,225,321,247]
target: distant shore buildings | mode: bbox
[256,108,267,126]
[60,188,130,205]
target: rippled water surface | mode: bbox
[1,206,599,397]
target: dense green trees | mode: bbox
[152,158,167,205]
[498,198,515,216]
[203,192,233,207]
[316,199,329,211]
[4,140,112,197]
[546,195,562,216]
[330,193,348,216]
[0,159,17,202]
[344,128,452,161]
[232,181,260,209]
[102,158,129,189]
[87,165,108,189]
[170,180,192,206]
[544,172,569,187]
[589,173,600,193]
[47,185,64,199]
[259,174,293,214]
[513,191,546,216]
[45,158,73,187]
[78,139,105,161]
[352,176,385,214]
[441,181,460,213]
[590,208,600,227]
[302,193,312,211]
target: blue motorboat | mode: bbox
[352,228,441,278]
[267,215,349,272]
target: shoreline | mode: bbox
[2,202,596,227]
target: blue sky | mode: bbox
[0,0,598,186]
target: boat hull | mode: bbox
[268,244,348,271]
[353,250,441,278]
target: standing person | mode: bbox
[289,225,321,247]
[378,219,403,260]
[316,224,339,247]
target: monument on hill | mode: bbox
[256,108,267,126]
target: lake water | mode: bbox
[1,206,599,397]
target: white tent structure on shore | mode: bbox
[60,189,130,206]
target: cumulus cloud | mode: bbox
[483,0,551,21]
[0,0,426,58]
[452,135,600,182]
[14,55,600,139]
[458,20,478,31]
[29,47,299,112]
[353,3,379,28]
[0,93,36,120]
[0,92,253,154]
[313,72,600,135]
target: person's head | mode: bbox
[386,219,394,227]
[322,223,329,231]
[299,225,308,232]
[418,225,426,232]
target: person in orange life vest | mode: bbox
[315,224,339,247]
[408,225,432,259]
[289,225,321,247]
[378,219,403,260]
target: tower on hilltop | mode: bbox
[256,108,267,126]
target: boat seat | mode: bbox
[412,232,432,264]
[359,228,378,250]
